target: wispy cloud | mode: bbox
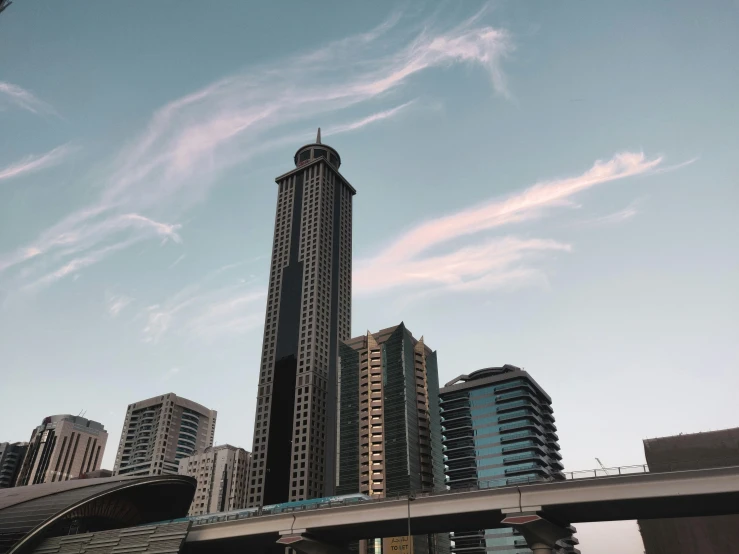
[94,9,512,214]
[106,291,133,317]
[162,367,181,381]
[326,101,416,135]
[23,238,140,290]
[142,263,265,344]
[0,81,57,115]
[0,7,512,292]
[573,200,641,227]
[2,213,182,288]
[168,253,186,269]
[355,152,663,295]
[0,144,74,182]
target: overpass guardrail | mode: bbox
[187,462,739,527]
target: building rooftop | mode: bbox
[127,393,216,417]
[440,365,552,403]
[444,365,522,387]
[37,415,106,432]
[342,322,434,355]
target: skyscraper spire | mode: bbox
[316,127,321,144]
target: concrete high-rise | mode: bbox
[337,324,448,554]
[248,130,355,507]
[0,442,27,488]
[15,415,108,486]
[638,428,739,554]
[113,393,216,477]
[178,445,251,516]
[440,366,574,554]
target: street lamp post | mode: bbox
[407,493,416,554]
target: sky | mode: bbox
[1,1,738,551]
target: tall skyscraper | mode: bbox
[113,393,216,477]
[638,428,739,553]
[15,415,108,486]
[337,323,448,554]
[248,130,355,507]
[440,366,570,554]
[0,442,27,488]
[178,445,251,516]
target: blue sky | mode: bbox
[1,1,737,551]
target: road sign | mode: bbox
[383,535,412,553]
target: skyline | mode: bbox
[1,1,737,552]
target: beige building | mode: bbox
[337,324,445,498]
[178,445,251,516]
[113,393,216,477]
[337,323,449,554]
[16,415,108,485]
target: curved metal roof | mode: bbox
[0,474,195,554]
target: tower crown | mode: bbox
[294,127,341,169]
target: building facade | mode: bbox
[15,415,108,486]
[248,129,355,507]
[337,323,448,554]
[440,366,566,554]
[178,445,251,516]
[76,469,113,479]
[638,428,739,553]
[113,393,216,477]
[0,442,27,488]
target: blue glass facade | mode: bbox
[440,366,564,554]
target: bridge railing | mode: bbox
[562,464,650,480]
[189,462,739,526]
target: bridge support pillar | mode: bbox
[277,531,349,554]
[501,509,576,553]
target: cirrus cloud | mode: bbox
[0,81,57,115]
[0,144,74,183]
[0,6,514,294]
[355,152,665,296]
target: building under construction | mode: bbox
[638,427,739,553]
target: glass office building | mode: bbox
[439,366,568,554]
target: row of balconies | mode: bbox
[439,392,468,404]
[494,381,530,393]
[495,387,539,402]
[500,430,538,443]
[497,411,557,434]
[440,413,473,425]
[501,439,544,453]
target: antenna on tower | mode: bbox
[316,127,321,144]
